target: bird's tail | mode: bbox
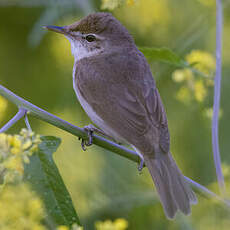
[144,152,197,219]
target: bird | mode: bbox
[44,12,197,219]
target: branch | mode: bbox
[212,0,225,196]
[24,113,32,132]
[0,85,139,163]
[0,107,26,133]
[0,84,230,208]
[185,177,230,207]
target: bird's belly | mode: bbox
[73,75,124,143]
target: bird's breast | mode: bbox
[72,63,104,126]
[72,62,125,142]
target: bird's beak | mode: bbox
[43,25,67,35]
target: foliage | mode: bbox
[139,47,187,67]
[0,130,129,229]
[0,130,45,230]
[24,135,81,228]
[0,184,46,230]
[172,50,215,106]
[0,129,41,185]
[0,130,81,229]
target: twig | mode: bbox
[212,0,225,196]
[24,113,32,132]
[0,84,230,208]
[185,177,229,205]
[0,108,27,133]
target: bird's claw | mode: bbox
[79,125,94,151]
[137,153,145,174]
[79,137,87,151]
[138,159,144,174]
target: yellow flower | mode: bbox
[186,50,216,76]
[222,163,230,178]
[58,226,69,230]
[0,184,46,230]
[204,107,213,119]
[11,136,22,148]
[176,87,192,104]
[11,147,20,155]
[4,156,23,174]
[28,198,44,219]
[95,220,113,230]
[95,218,128,230]
[3,170,22,185]
[0,133,7,142]
[71,223,84,230]
[114,219,128,229]
[101,0,121,10]
[173,50,215,104]
[203,107,223,120]
[22,139,32,150]
[194,80,207,102]
[58,224,83,230]
[0,129,41,186]
[101,0,136,9]
[172,69,186,82]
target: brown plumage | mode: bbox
[45,12,197,219]
[74,46,197,218]
[68,13,133,43]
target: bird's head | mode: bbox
[44,12,134,61]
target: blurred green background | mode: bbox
[1,0,230,229]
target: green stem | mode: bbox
[0,84,230,208]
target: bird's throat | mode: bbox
[67,37,103,61]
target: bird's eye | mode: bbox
[85,34,96,42]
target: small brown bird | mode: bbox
[45,12,197,219]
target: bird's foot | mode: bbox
[79,124,95,151]
[79,124,122,151]
[131,146,145,173]
[137,155,145,174]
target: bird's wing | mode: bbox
[75,50,170,154]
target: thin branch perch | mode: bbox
[0,84,230,208]
[212,0,225,196]
[0,85,139,163]
[0,107,26,133]
[24,113,32,132]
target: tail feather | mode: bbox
[144,152,197,219]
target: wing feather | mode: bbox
[75,49,170,154]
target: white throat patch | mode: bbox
[66,36,101,61]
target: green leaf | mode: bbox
[24,136,81,228]
[139,47,188,68]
